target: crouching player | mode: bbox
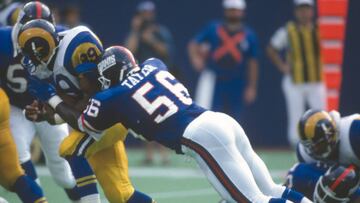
[285,109,360,202]
[0,88,46,203]
[27,44,312,203]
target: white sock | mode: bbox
[79,194,101,203]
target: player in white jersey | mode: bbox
[20,19,154,202]
[1,2,101,203]
[285,109,360,202]
[297,110,360,166]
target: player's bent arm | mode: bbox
[49,95,106,141]
[266,45,289,74]
[48,95,82,130]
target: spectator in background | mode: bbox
[267,0,326,148]
[125,1,175,165]
[62,4,81,28]
[188,0,259,122]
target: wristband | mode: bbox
[54,113,65,125]
[48,95,63,109]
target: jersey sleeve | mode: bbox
[0,27,13,70]
[63,28,104,75]
[142,58,168,71]
[78,94,116,141]
[270,26,288,51]
[193,21,216,44]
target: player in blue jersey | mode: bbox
[0,2,101,202]
[284,109,360,202]
[188,0,258,121]
[26,43,312,203]
[16,18,154,203]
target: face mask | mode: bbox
[22,47,57,80]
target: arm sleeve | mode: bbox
[270,26,288,51]
[193,22,214,44]
[78,96,115,141]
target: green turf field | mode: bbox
[0,149,297,203]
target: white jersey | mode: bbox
[297,113,360,166]
[52,26,103,98]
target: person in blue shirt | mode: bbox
[188,0,258,121]
[27,43,312,203]
[0,2,100,202]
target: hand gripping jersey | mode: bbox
[52,25,103,99]
[81,58,205,153]
[297,114,360,166]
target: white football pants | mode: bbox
[181,111,289,203]
[9,105,76,189]
[282,75,327,148]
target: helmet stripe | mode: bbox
[18,27,56,61]
[330,165,355,191]
[303,111,330,140]
[36,1,42,19]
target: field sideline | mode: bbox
[0,149,296,203]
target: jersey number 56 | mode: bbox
[132,71,192,123]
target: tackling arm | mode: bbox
[48,95,82,131]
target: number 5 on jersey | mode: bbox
[132,70,192,124]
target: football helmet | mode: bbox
[298,109,338,160]
[97,46,138,90]
[314,164,360,203]
[12,1,55,56]
[17,1,55,25]
[18,19,59,79]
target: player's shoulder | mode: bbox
[202,20,222,32]
[141,58,167,71]
[58,25,103,74]
[0,26,13,55]
[93,86,125,103]
[60,25,98,45]
[243,25,257,38]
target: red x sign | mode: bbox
[213,26,245,63]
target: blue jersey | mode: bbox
[194,20,258,80]
[81,58,205,153]
[286,163,360,201]
[0,26,67,108]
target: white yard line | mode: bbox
[150,188,216,199]
[33,166,289,202]
[36,166,287,179]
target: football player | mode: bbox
[17,19,154,202]
[0,2,101,202]
[27,43,313,203]
[0,0,22,27]
[0,88,47,203]
[284,109,360,202]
